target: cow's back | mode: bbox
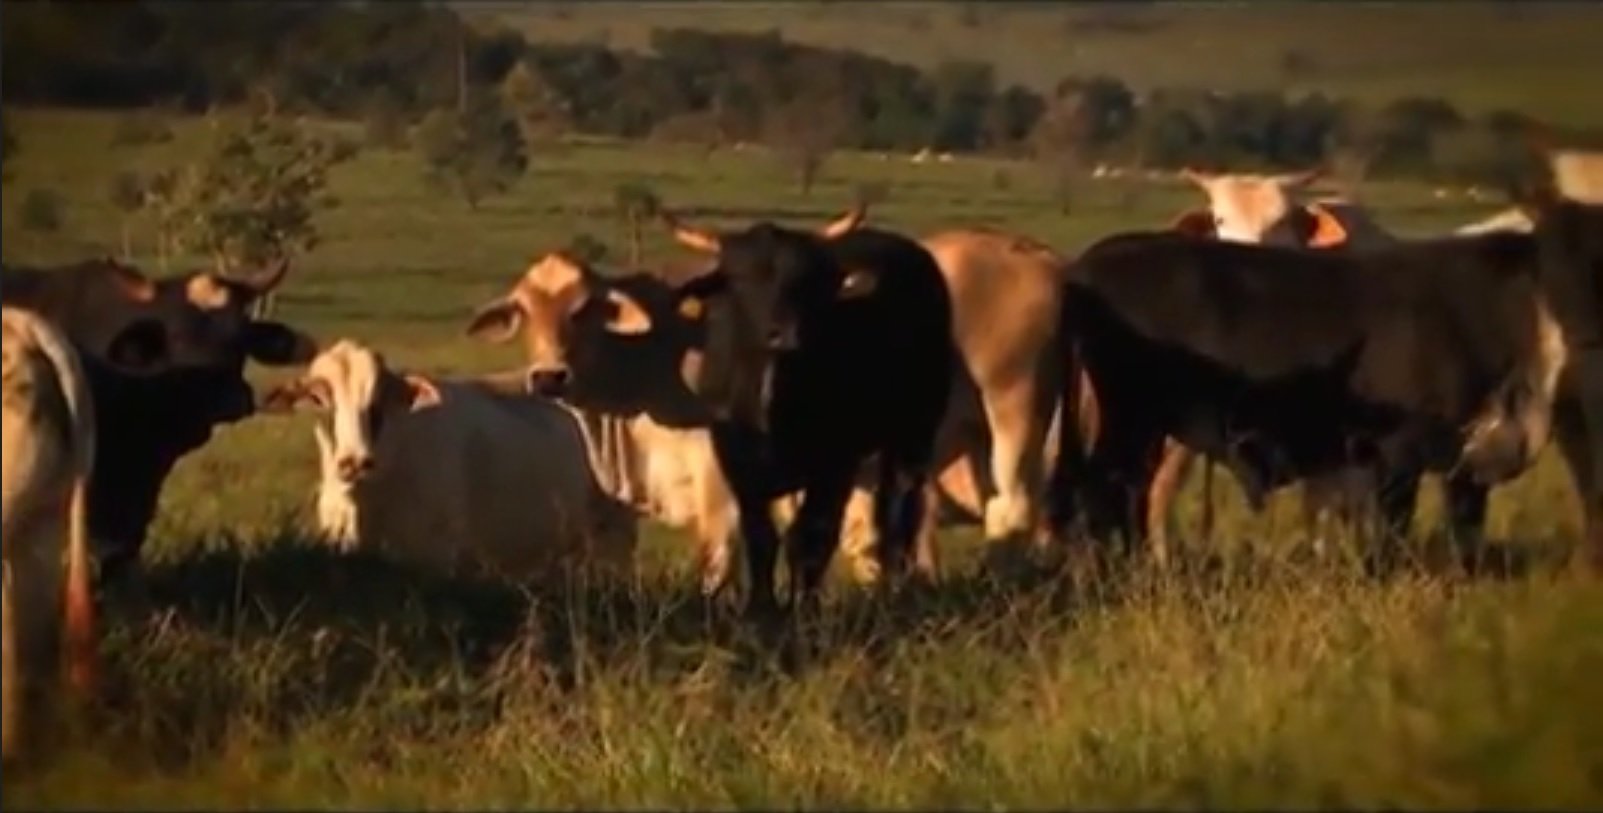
[357,382,636,582]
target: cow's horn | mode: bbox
[818,203,866,239]
[231,256,291,295]
[661,210,722,255]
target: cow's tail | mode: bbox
[1047,281,1097,538]
[30,318,98,699]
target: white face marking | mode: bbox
[306,340,386,477]
[1195,175,1300,246]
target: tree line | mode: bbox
[3,1,1594,189]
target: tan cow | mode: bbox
[465,253,897,594]
[262,340,636,583]
[2,308,98,762]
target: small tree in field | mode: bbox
[107,171,146,260]
[413,92,528,211]
[168,95,355,315]
[564,233,610,265]
[612,182,660,266]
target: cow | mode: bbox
[261,339,636,583]
[1142,168,1413,556]
[1177,167,1396,248]
[1,257,293,374]
[2,308,99,761]
[4,260,318,581]
[1048,228,1567,563]
[658,205,956,614]
[1433,151,1603,570]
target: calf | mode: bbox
[662,205,956,614]
[1050,229,1565,554]
[2,309,98,761]
[262,340,636,583]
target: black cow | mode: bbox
[85,320,313,579]
[657,205,957,614]
[1048,229,1565,557]
[5,259,318,579]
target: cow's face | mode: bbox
[1179,168,1347,248]
[259,340,439,485]
[464,253,652,398]
[663,205,871,423]
[48,258,301,375]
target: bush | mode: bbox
[19,188,63,232]
[413,94,528,211]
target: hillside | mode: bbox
[477,2,1603,128]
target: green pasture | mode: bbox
[1,107,1600,809]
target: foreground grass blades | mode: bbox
[6,538,1603,809]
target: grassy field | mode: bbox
[476,1,1603,129]
[2,105,1602,808]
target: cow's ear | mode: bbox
[104,319,170,373]
[260,378,318,414]
[1297,204,1348,248]
[1170,208,1217,239]
[838,268,879,300]
[1179,167,1212,188]
[403,374,442,412]
[603,289,653,335]
[245,322,319,366]
[105,262,158,303]
[465,298,523,345]
[676,270,728,303]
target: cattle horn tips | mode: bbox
[231,255,291,295]
[818,202,867,239]
[661,209,722,255]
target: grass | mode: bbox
[2,104,1601,808]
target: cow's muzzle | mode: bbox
[526,367,571,398]
[335,454,377,484]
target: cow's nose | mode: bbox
[336,455,376,483]
[766,325,798,351]
[527,367,571,397]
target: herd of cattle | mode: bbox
[4,143,1603,762]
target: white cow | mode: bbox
[1178,167,1396,249]
[262,340,636,583]
[2,308,98,761]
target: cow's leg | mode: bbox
[872,452,934,587]
[837,487,881,585]
[912,480,943,582]
[785,466,858,611]
[2,559,18,762]
[1144,438,1194,568]
[978,379,1047,549]
[1553,395,1603,570]
[710,425,785,617]
[1442,472,1490,570]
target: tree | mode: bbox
[499,59,572,147]
[167,97,354,314]
[107,172,146,259]
[766,96,848,196]
[612,182,660,266]
[413,91,528,211]
[363,88,410,150]
[1029,86,1095,213]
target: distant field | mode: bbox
[2,107,1601,808]
[476,1,1603,128]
